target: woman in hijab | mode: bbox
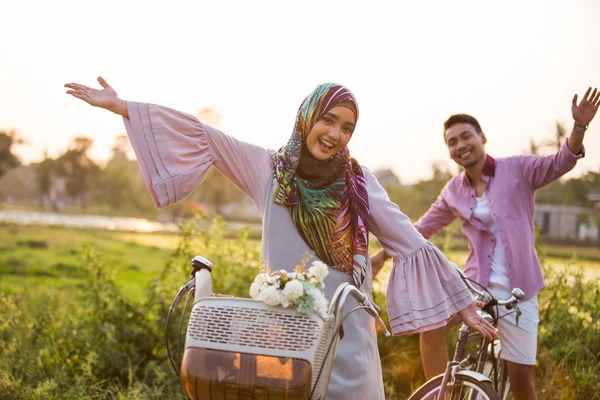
[65,78,496,399]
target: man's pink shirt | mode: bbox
[414,140,584,300]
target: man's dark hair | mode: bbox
[443,114,483,139]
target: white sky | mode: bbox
[1,0,599,184]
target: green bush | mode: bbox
[538,259,600,399]
[1,218,599,398]
[0,214,261,399]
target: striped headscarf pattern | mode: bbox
[272,83,370,287]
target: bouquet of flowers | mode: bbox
[249,260,330,317]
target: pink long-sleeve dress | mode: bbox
[123,102,473,400]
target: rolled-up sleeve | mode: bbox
[365,168,472,335]
[521,140,585,190]
[414,190,456,239]
[124,102,272,210]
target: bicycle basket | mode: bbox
[180,296,338,400]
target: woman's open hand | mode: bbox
[65,77,128,117]
[457,301,498,340]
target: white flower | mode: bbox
[259,285,281,306]
[286,271,305,281]
[310,288,329,317]
[249,281,261,299]
[265,275,278,286]
[254,273,268,285]
[308,261,329,283]
[251,267,329,316]
[281,280,304,302]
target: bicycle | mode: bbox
[166,255,391,400]
[408,265,524,400]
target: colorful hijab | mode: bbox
[272,83,370,287]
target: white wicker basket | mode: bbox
[180,296,340,400]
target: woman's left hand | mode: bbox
[457,302,498,340]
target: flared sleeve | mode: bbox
[365,168,473,336]
[123,102,272,211]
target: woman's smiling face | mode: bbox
[305,104,356,161]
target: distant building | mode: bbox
[588,188,600,210]
[220,197,260,222]
[373,169,401,187]
[534,204,598,241]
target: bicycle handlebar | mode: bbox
[170,277,195,310]
[334,284,391,337]
[451,263,525,307]
[308,282,390,399]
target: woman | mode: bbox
[65,78,496,399]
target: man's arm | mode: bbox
[414,194,457,239]
[568,87,599,154]
[371,193,456,276]
[522,87,598,190]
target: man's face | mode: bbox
[444,122,487,169]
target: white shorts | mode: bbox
[487,282,539,366]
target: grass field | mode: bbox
[0,224,172,301]
[1,222,599,399]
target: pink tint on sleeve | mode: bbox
[520,140,585,190]
[123,102,272,211]
[414,191,457,239]
[365,168,472,335]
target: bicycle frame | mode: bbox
[434,317,494,399]
[432,265,523,400]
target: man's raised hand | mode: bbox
[572,87,600,128]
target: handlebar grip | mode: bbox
[372,302,382,314]
[361,295,391,337]
[376,315,392,337]
[191,256,213,276]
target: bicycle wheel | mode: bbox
[409,374,501,400]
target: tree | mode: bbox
[384,161,455,221]
[536,168,600,207]
[55,137,99,211]
[193,108,245,216]
[0,130,21,179]
[109,134,134,164]
[544,121,567,153]
[93,134,156,215]
[194,168,245,215]
[34,153,58,210]
[527,138,540,156]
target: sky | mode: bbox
[1,0,599,185]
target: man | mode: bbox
[372,87,599,400]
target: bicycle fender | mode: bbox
[455,370,492,384]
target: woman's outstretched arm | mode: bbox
[65,77,272,211]
[366,167,497,340]
[65,76,129,118]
